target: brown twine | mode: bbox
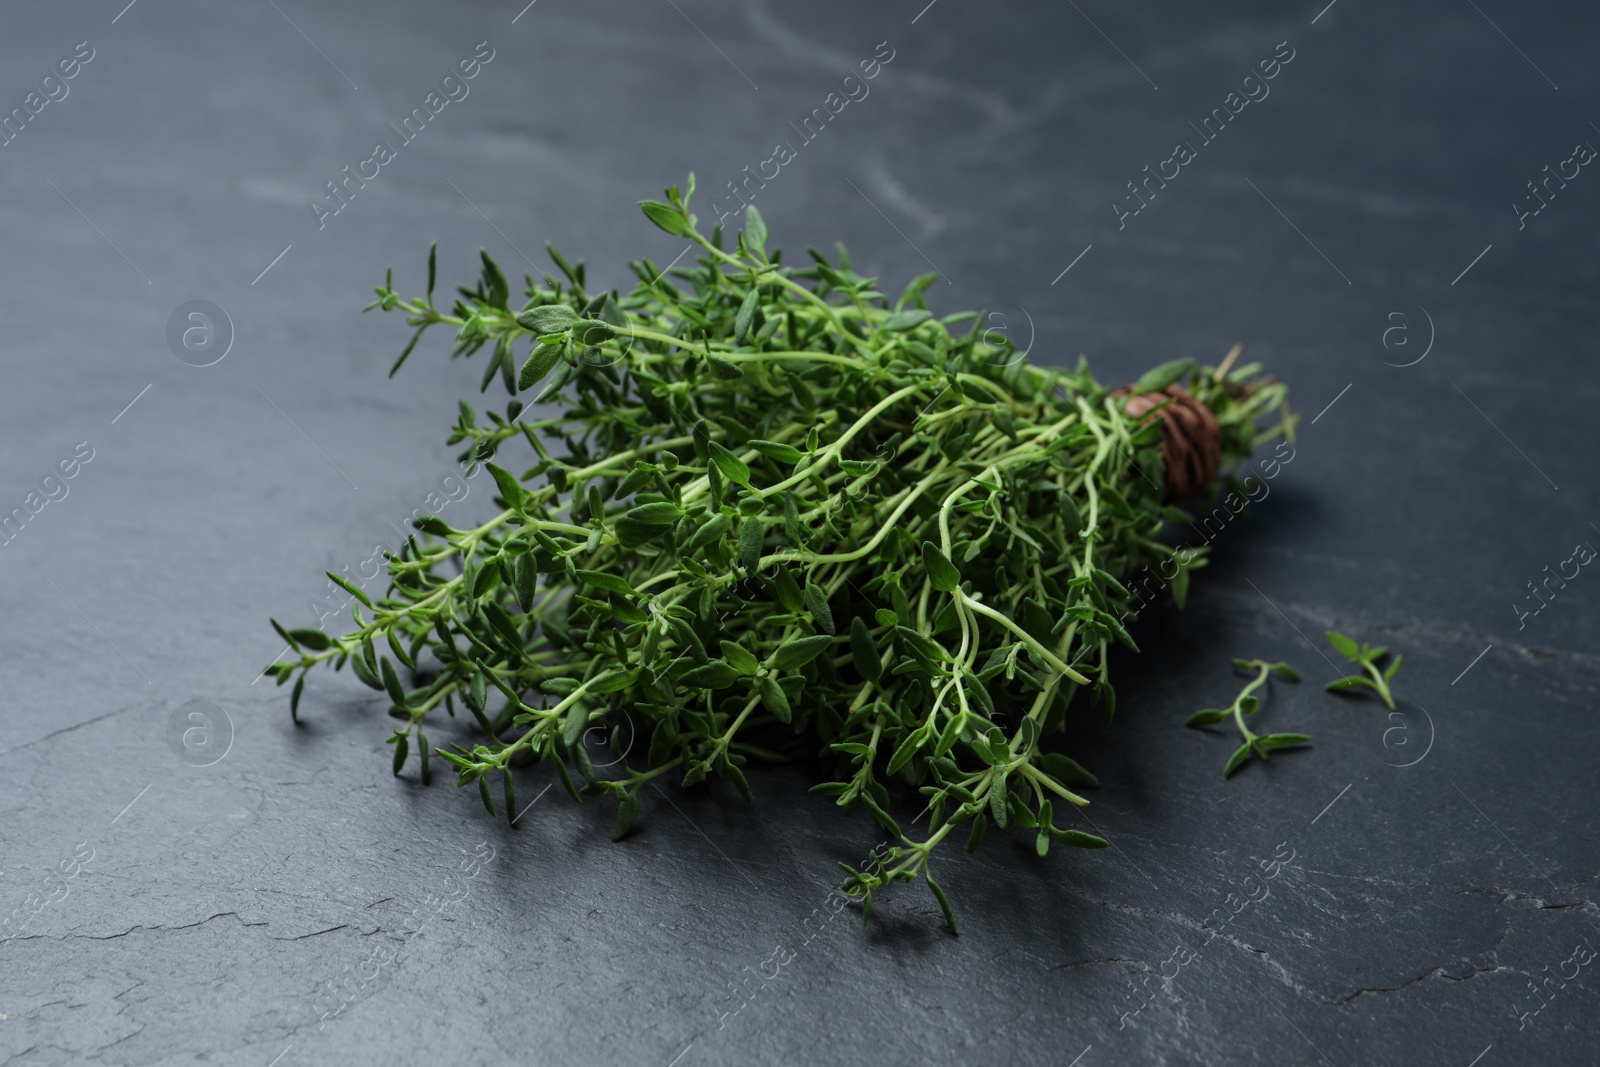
[1116,385,1221,501]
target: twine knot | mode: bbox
[1116,384,1222,501]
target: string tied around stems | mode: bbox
[1114,344,1240,501]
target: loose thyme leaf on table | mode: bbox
[266,175,1295,932]
[1324,629,1401,709]
[1187,659,1308,777]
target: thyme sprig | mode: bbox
[267,176,1294,930]
[1186,658,1307,776]
[1324,629,1400,709]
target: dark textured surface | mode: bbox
[2,1,1597,1064]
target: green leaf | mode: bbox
[681,661,740,689]
[639,199,688,236]
[270,617,298,652]
[922,541,961,593]
[960,668,994,715]
[485,462,525,511]
[735,289,759,344]
[707,354,744,379]
[1325,629,1360,661]
[1238,695,1260,715]
[782,490,801,545]
[625,501,682,525]
[770,634,834,671]
[575,569,634,596]
[1271,662,1302,682]
[480,250,509,309]
[860,793,900,836]
[517,341,563,389]
[1325,676,1370,694]
[1104,611,1140,653]
[967,812,988,852]
[1223,742,1253,777]
[1131,358,1195,395]
[738,516,763,572]
[804,582,835,636]
[758,675,792,723]
[562,702,589,748]
[533,359,575,404]
[516,304,579,334]
[771,565,804,612]
[934,712,964,758]
[883,309,932,331]
[1259,733,1311,748]
[1186,707,1229,728]
[849,616,881,682]
[546,241,579,286]
[686,513,731,554]
[412,514,454,538]
[286,627,331,651]
[719,640,759,675]
[589,669,638,694]
[514,555,535,612]
[325,571,373,609]
[1059,495,1083,536]
[727,762,755,804]
[1051,829,1109,849]
[886,728,925,775]
[349,649,384,691]
[469,667,488,713]
[575,319,616,345]
[988,773,1009,828]
[380,657,409,710]
[1384,654,1403,680]
[893,625,950,664]
[926,873,957,934]
[481,602,523,652]
[390,731,409,775]
[969,731,1005,766]
[748,439,803,465]
[553,751,583,800]
[612,791,640,841]
[614,515,665,548]
[611,591,646,624]
[1021,598,1054,644]
[744,205,768,258]
[708,440,751,487]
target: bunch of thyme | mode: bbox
[268,177,1293,930]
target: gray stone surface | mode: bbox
[1,0,1596,1064]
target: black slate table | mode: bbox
[2,1,1597,1064]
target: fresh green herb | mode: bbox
[1186,658,1308,777]
[1323,629,1400,709]
[268,176,1293,931]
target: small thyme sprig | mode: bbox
[267,175,1295,931]
[1186,658,1307,776]
[1323,630,1400,709]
